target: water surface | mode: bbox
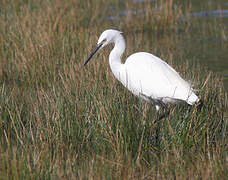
[188,0,228,92]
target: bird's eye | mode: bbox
[101,39,106,44]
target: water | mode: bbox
[188,0,228,92]
[133,0,155,2]
[190,9,228,18]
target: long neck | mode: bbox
[109,34,126,82]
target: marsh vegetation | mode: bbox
[0,0,227,179]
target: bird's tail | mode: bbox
[187,92,199,105]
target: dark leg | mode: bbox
[196,99,204,111]
[187,99,204,115]
[154,99,170,121]
[139,94,170,150]
[148,99,170,152]
[140,94,170,120]
[155,116,161,151]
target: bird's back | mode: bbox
[122,52,198,105]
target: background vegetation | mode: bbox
[0,0,227,179]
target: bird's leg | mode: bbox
[140,94,171,153]
[154,99,170,121]
[139,94,170,121]
[147,98,170,152]
[186,100,204,117]
[185,104,192,117]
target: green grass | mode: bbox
[0,0,227,179]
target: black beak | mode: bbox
[84,43,102,66]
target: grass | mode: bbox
[0,0,227,179]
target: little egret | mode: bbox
[84,29,199,118]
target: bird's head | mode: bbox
[84,29,123,66]
[97,29,122,48]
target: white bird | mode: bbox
[84,29,199,117]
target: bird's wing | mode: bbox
[124,52,192,100]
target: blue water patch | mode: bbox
[109,9,144,20]
[109,8,228,21]
[190,9,228,18]
[133,0,155,3]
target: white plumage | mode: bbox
[84,29,199,112]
